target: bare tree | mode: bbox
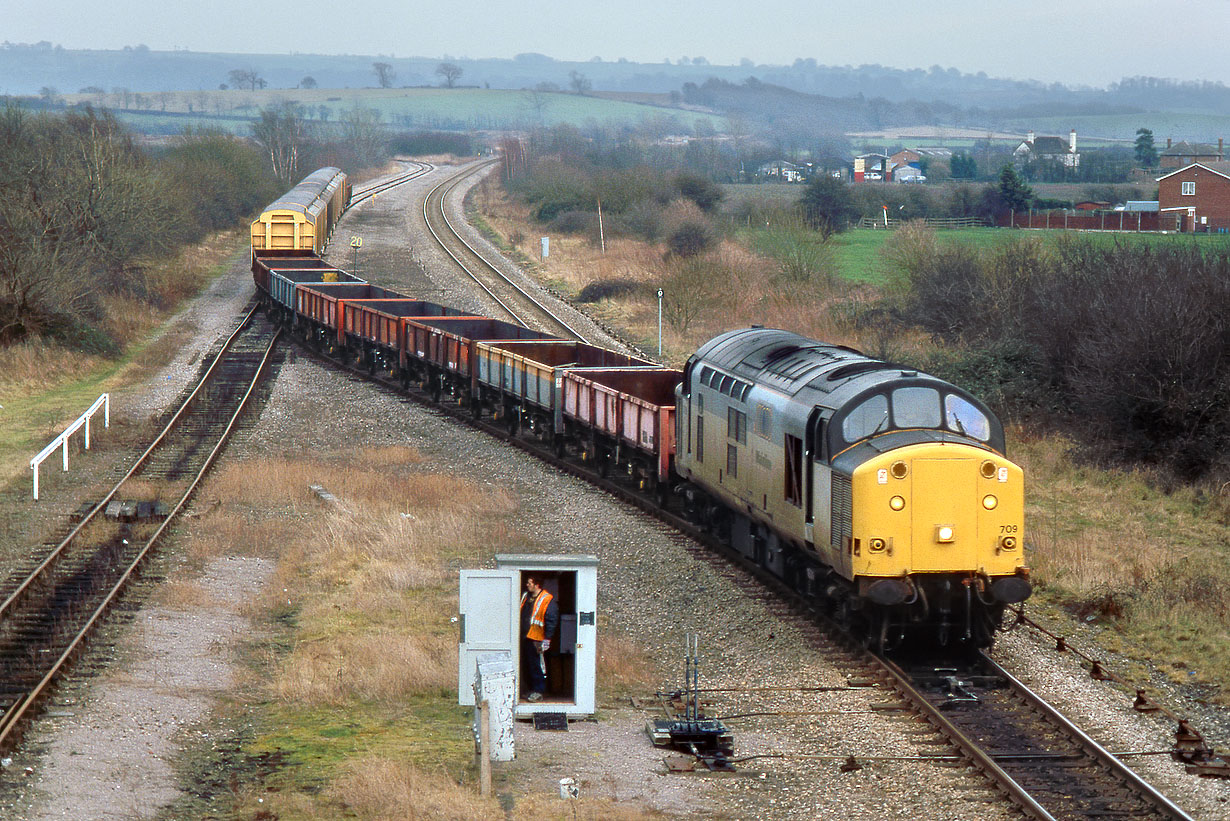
[342,106,386,165]
[252,102,308,186]
[112,87,132,109]
[300,76,317,89]
[521,89,552,125]
[227,68,265,91]
[568,70,591,95]
[38,86,59,105]
[0,108,166,341]
[435,62,463,88]
[372,62,395,88]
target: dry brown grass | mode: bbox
[511,794,668,821]
[596,632,659,699]
[0,340,110,395]
[205,452,516,707]
[205,456,513,519]
[476,183,868,366]
[327,757,503,821]
[274,630,456,704]
[154,579,209,609]
[1010,426,1230,690]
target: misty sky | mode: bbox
[9,0,1226,87]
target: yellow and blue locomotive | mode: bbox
[674,327,1030,647]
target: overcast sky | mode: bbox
[9,0,1226,87]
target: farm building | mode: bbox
[853,153,889,181]
[758,160,806,182]
[1156,162,1230,232]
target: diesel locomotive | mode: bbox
[252,168,1031,650]
[674,328,1030,648]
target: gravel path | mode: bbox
[0,160,1226,819]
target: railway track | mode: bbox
[0,307,280,752]
[421,161,595,343]
[349,160,433,206]
[881,653,1192,820]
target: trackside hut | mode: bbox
[1157,161,1230,232]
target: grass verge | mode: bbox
[171,450,662,818]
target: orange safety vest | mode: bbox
[521,590,553,641]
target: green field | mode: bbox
[830,226,1230,284]
[63,87,727,136]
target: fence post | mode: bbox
[479,700,492,797]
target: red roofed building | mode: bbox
[1156,162,1230,232]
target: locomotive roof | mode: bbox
[261,167,344,214]
[693,327,964,405]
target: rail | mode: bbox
[29,393,110,500]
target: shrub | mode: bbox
[547,210,597,234]
[576,279,642,303]
[673,172,724,212]
[665,221,714,258]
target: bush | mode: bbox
[673,172,724,212]
[576,279,642,303]
[665,221,714,258]
[161,129,280,238]
[547,210,597,234]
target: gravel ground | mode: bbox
[0,160,1226,819]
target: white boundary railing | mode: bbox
[30,393,109,501]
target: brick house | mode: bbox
[1159,139,1224,170]
[1156,161,1230,232]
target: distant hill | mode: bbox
[5,43,1229,142]
[49,87,726,136]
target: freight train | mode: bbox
[251,168,1031,649]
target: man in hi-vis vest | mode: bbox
[519,576,559,702]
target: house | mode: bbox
[757,161,806,182]
[1159,139,1224,169]
[1013,130,1080,169]
[1156,161,1230,232]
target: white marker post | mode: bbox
[657,288,664,359]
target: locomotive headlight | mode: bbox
[936,525,955,543]
[889,495,905,511]
[869,537,887,552]
[982,495,998,510]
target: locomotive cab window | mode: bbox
[842,394,888,442]
[892,387,941,429]
[944,395,991,441]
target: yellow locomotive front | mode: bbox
[851,443,1029,602]
[827,383,1031,646]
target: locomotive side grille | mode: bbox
[831,475,852,549]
